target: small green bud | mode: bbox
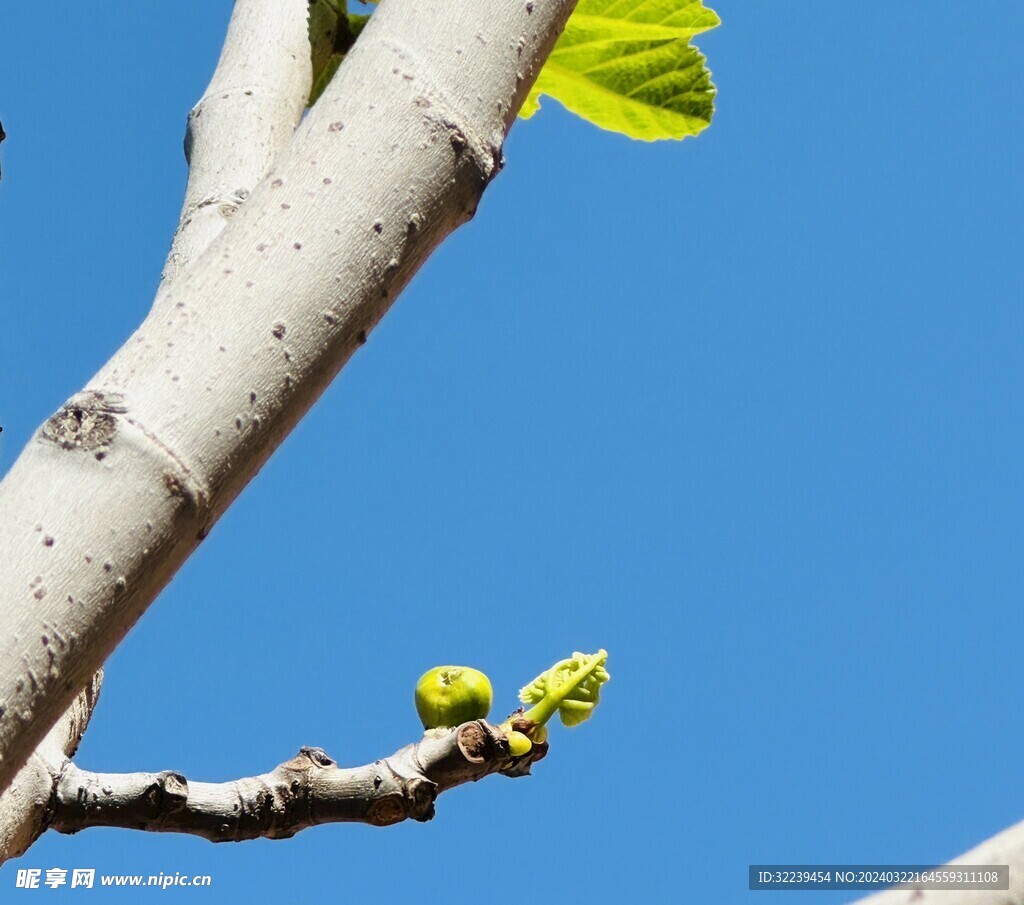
[506,730,533,757]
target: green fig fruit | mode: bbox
[415,666,493,729]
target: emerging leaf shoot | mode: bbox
[518,649,610,728]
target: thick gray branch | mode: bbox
[0,1,314,862]
[49,722,546,842]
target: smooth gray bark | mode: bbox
[161,0,312,290]
[0,0,311,860]
[853,823,1024,904]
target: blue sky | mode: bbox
[1,1,1022,902]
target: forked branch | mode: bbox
[0,673,103,862]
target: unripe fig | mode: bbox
[415,666,493,729]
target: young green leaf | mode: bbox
[519,650,610,728]
[310,54,345,107]
[307,2,370,107]
[309,0,344,86]
[521,0,720,141]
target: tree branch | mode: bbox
[853,821,1024,904]
[0,0,577,796]
[0,672,102,862]
[0,1,315,859]
[161,0,312,289]
[47,721,546,842]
